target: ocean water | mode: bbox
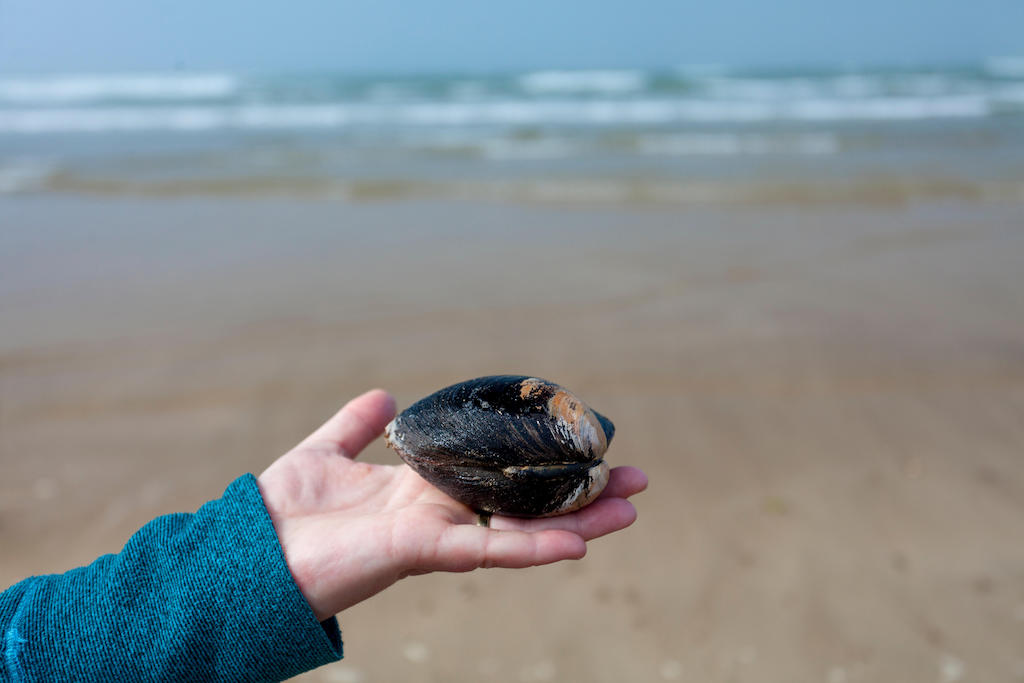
[1,62,1023,204]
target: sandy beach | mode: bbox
[2,194,1023,681]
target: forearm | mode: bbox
[1,475,341,682]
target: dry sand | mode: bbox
[2,197,1023,682]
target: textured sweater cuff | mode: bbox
[223,473,344,675]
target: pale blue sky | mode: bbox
[1,0,1021,73]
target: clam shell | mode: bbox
[384,375,614,517]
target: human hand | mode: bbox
[257,389,648,621]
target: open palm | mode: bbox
[258,389,647,621]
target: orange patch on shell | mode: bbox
[518,378,547,400]
[547,389,608,454]
[547,389,584,425]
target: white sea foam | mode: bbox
[0,105,350,133]
[0,92,1000,134]
[786,95,988,120]
[700,73,985,102]
[0,73,238,104]
[637,133,837,156]
[830,74,883,98]
[519,69,647,94]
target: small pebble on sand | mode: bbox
[939,654,965,683]
[323,664,365,683]
[402,641,430,664]
[659,659,682,680]
[827,666,847,683]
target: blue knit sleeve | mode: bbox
[0,474,343,682]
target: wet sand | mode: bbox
[2,196,1023,681]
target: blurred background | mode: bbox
[2,1,1023,681]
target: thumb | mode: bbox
[299,389,396,458]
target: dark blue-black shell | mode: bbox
[385,375,615,517]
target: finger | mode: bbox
[300,389,397,458]
[599,466,649,499]
[435,525,586,571]
[491,497,637,540]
